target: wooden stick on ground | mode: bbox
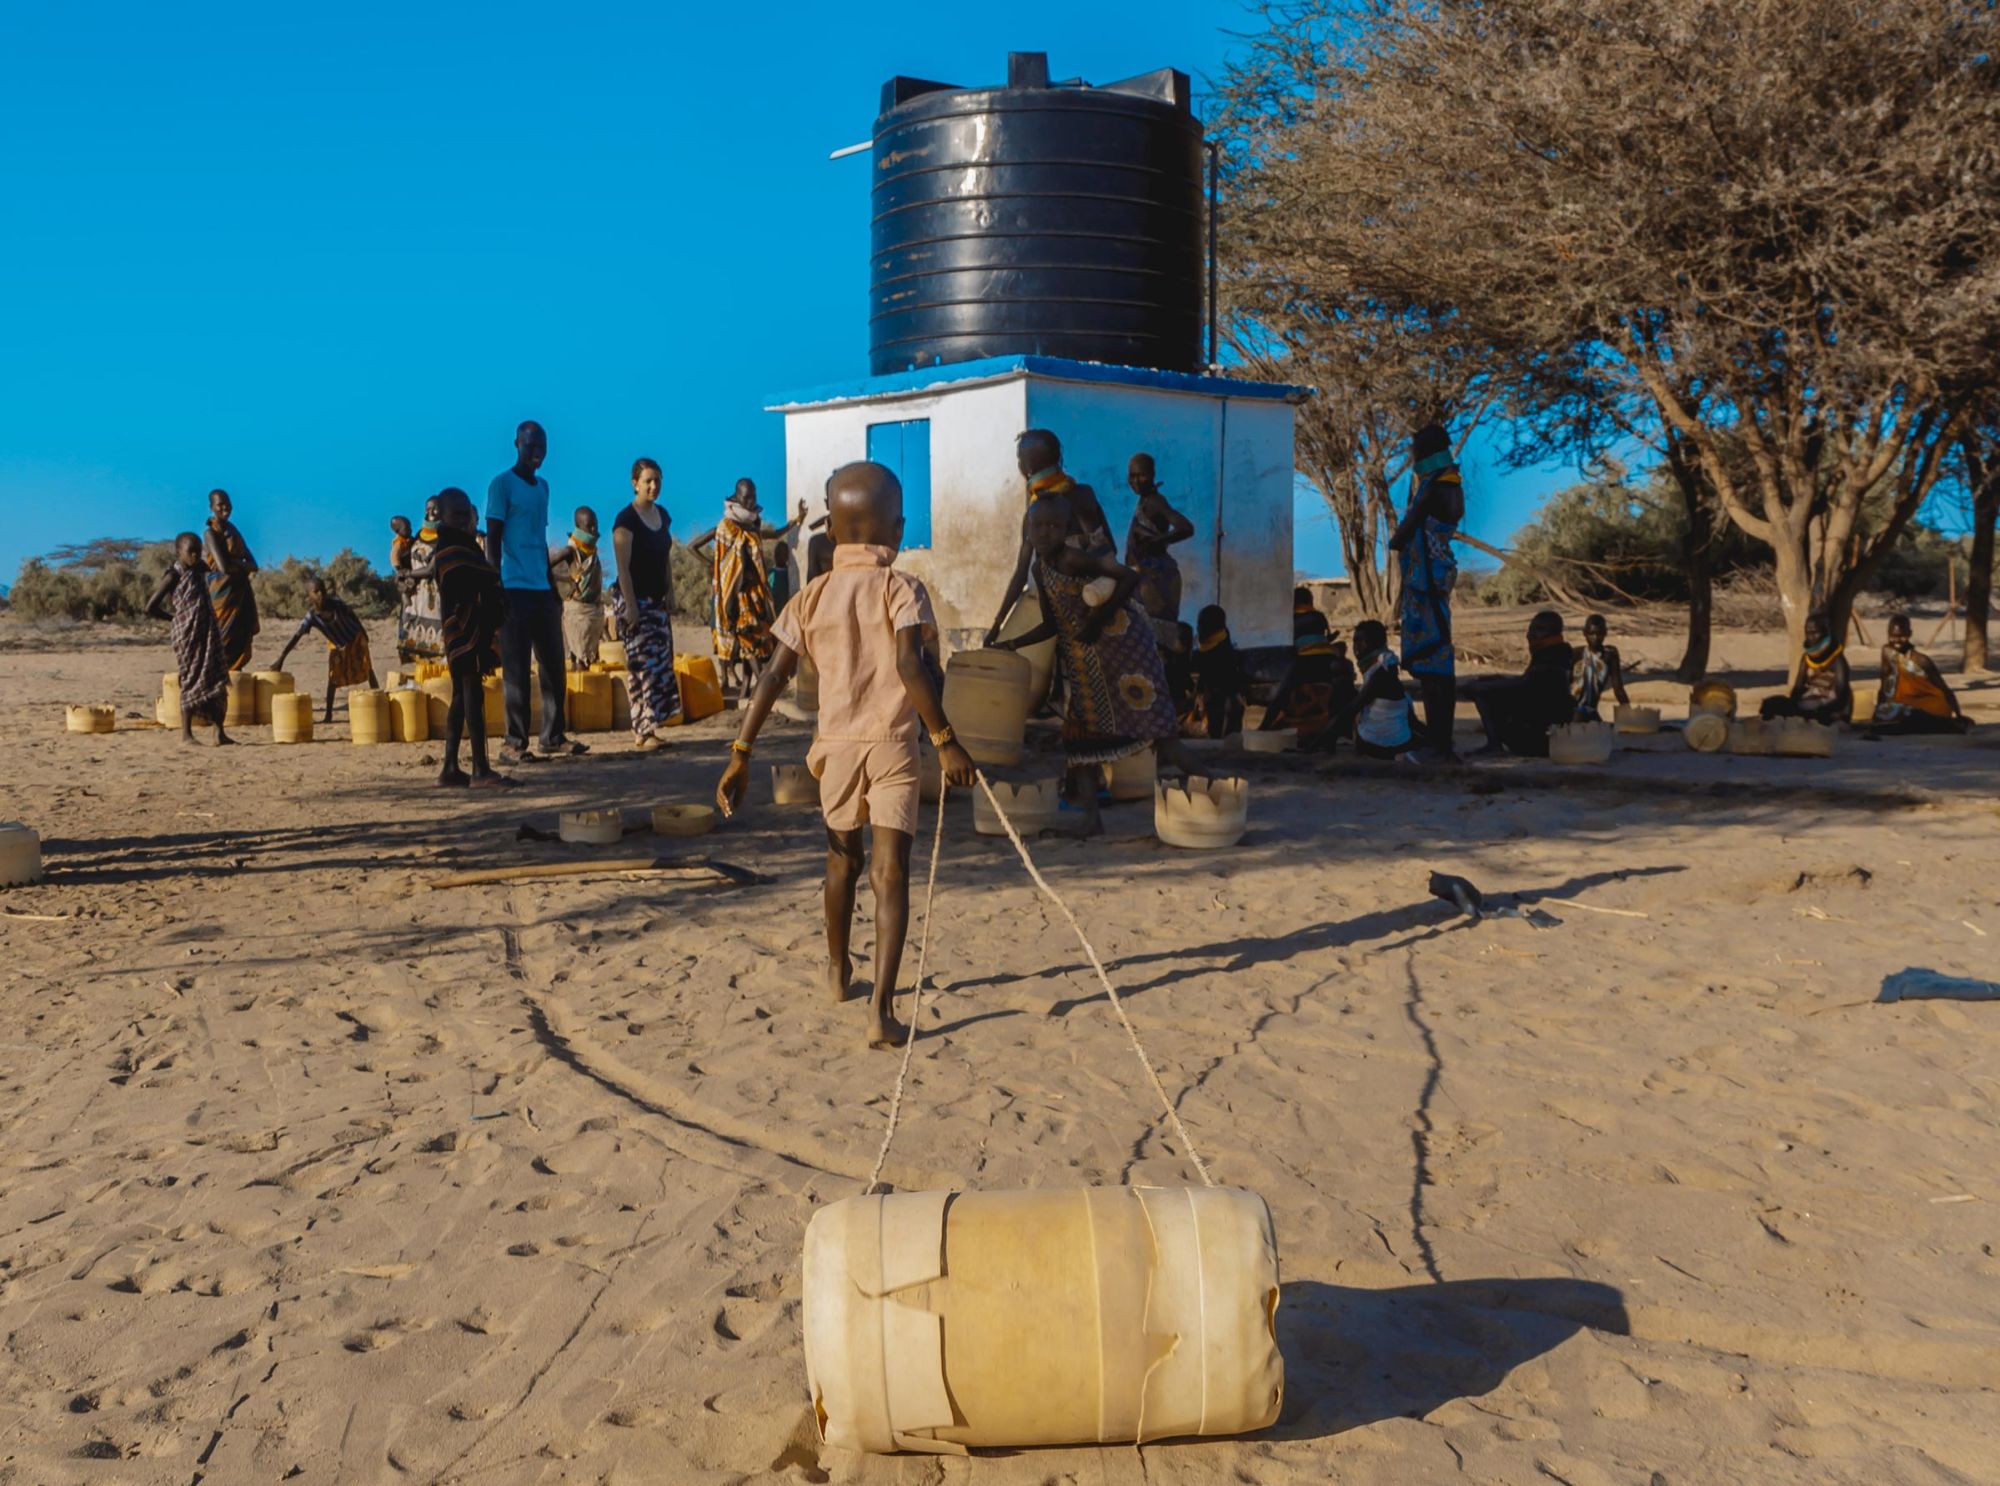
[427,857,761,891]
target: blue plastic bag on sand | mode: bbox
[1877,968,2000,1003]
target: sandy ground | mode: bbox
[2,614,1998,1485]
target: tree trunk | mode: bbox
[1665,435,1712,682]
[1965,449,1998,673]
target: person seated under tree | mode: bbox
[1316,618,1416,759]
[1467,610,1576,757]
[1572,613,1632,720]
[1868,613,1970,735]
[1185,604,1246,739]
[1261,625,1358,744]
[1760,612,1851,726]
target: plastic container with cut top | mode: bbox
[1773,719,1837,758]
[1613,704,1661,734]
[771,764,820,806]
[1689,680,1738,719]
[1100,748,1156,801]
[1155,776,1249,850]
[944,649,1032,766]
[65,704,116,735]
[803,1186,1283,1452]
[651,803,716,837]
[1684,712,1729,753]
[973,777,1060,837]
[559,809,624,845]
[1547,721,1614,765]
[0,822,45,888]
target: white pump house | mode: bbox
[767,355,1306,650]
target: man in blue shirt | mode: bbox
[486,420,584,759]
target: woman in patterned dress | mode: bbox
[995,494,1198,832]
[202,488,260,671]
[689,478,794,703]
[145,532,234,746]
[612,458,683,750]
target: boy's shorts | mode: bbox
[808,737,920,836]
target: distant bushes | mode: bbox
[8,539,396,624]
[8,539,177,621]
[1468,473,1979,609]
[253,551,396,622]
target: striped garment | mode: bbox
[295,598,372,687]
[170,563,230,723]
[710,517,776,663]
[615,590,681,738]
[205,522,261,670]
[431,531,505,671]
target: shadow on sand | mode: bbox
[1269,1275,1630,1442]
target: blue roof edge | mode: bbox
[764,354,1312,411]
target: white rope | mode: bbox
[971,770,1216,1188]
[862,780,950,1195]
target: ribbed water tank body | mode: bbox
[871,53,1204,377]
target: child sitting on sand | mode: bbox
[1186,604,1246,739]
[1319,618,1415,758]
[549,505,605,669]
[1868,614,1970,735]
[431,488,511,788]
[1261,626,1358,744]
[1467,610,1575,757]
[145,532,234,746]
[1760,612,1851,726]
[716,461,975,1049]
[269,576,378,723]
[1572,613,1631,720]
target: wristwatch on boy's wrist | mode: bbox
[928,724,955,748]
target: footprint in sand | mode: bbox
[344,1317,432,1352]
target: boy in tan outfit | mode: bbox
[717,461,974,1048]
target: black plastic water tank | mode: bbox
[870,52,1205,377]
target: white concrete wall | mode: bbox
[778,376,1026,634]
[1027,379,1296,648]
[777,370,1296,648]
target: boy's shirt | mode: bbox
[295,597,364,649]
[771,544,935,745]
[433,529,506,661]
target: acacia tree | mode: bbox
[1221,300,1494,617]
[1213,19,1499,619]
[1223,0,2000,659]
[1957,410,2000,671]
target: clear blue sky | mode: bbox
[1,0,1570,586]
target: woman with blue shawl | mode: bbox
[1389,422,1464,760]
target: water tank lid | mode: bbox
[876,56,1192,119]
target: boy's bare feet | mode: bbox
[215,730,235,746]
[867,1014,909,1050]
[437,767,471,788]
[828,954,854,1003]
[469,772,517,789]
